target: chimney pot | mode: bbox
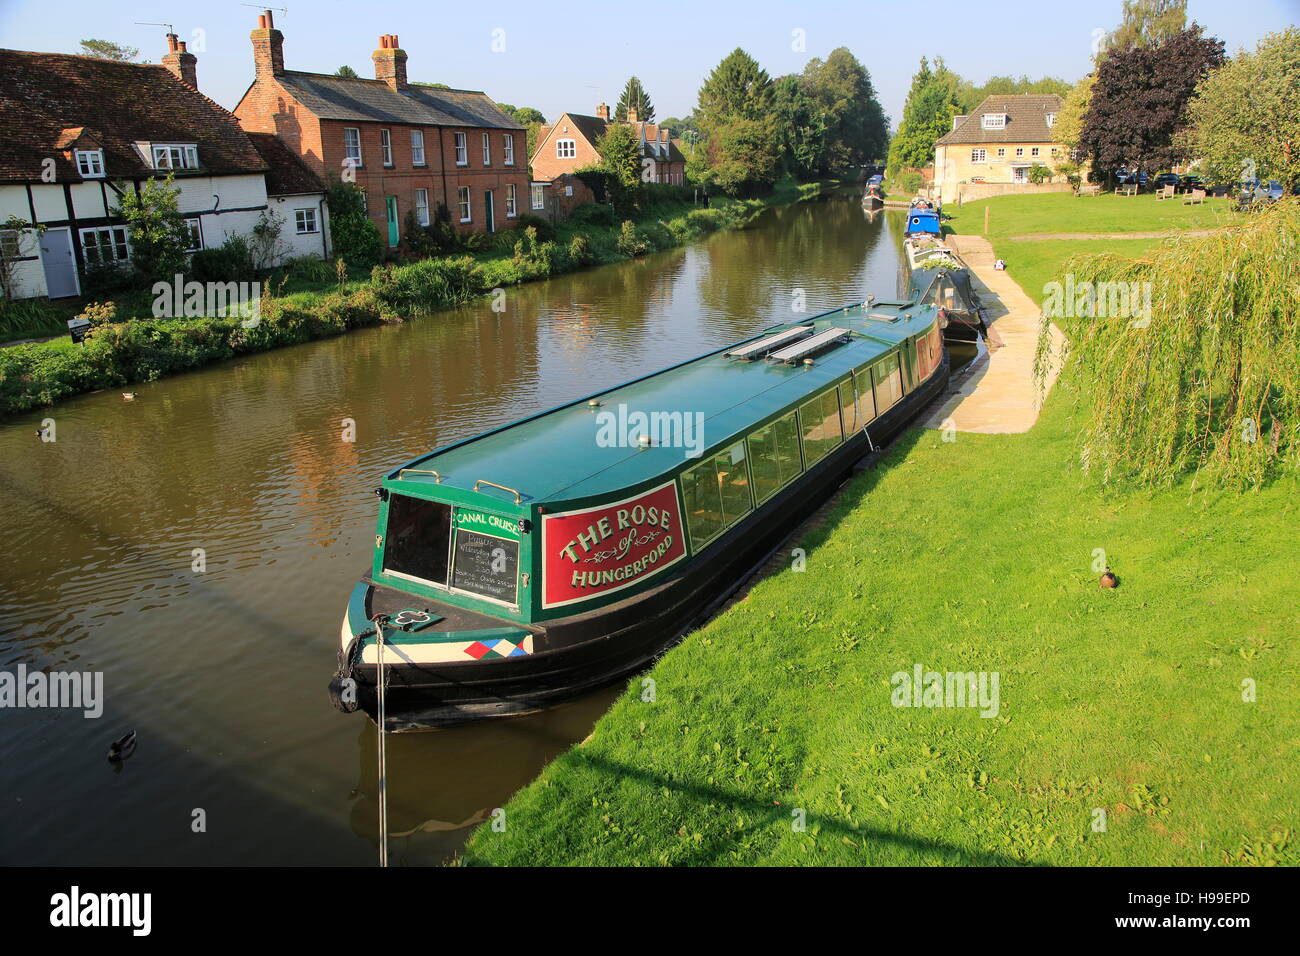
[251,11,285,77]
[373,34,408,91]
[163,33,198,88]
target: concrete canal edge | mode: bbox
[917,234,1065,435]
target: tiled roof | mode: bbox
[934,94,1064,146]
[550,113,686,164]
[275,71,522,129]
[246,132,324,195]
[0,48,266,183]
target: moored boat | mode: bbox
[903,198,942,237]
[862,182,884,209]
[898,234,987,341]
[332,299,949,729]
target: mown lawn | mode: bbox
[944,191,1235,238]
[461,195,1298,866]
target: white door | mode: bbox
[39,228,80,298]
[1013,167,1028,185]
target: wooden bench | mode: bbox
[1156,184,1176,200]
[1184,188,1206,205]
[1076,184,1101,197]
[1117,183,1138,197]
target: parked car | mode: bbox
[1178,175,1203,192]
[1115,168,1149,187]
[1152,173,1181,190]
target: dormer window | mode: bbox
[1046,113,1057,128]
[75,149,105,178]
[152,144,199,170]
[981,114,1007,130]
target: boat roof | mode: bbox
[388,300,940,508]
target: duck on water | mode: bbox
[331,298,950,729]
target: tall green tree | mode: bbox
[1054,74,1095,156]
[615,76,655,122]
[886,57,962,174]
[1185,27,1300,193]
[696,49,779,195]
[598,123,644,215]
[802,48,890,169]
[771,75,831,179]
[335,65,358,78]
[1079,25,1224,179]
[79,39,139,61]
[957,74,1072,112]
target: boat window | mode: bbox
[799,388,844,466]
[872,354,903,412]
[747,411,802,504]
[838,380,857,433]
[382,495,451,586]
[854,367,876,425]
[681,441,754,551]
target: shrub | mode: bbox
[373,257,483,313]
[568,203,618,228]
[616,220,649,257]
[81,261,139,299]
[189,235,256,283]
[327,181,383,268]
[513,214,555,242]
[568,234,594,266]
[283,256,335,283]
[1027,164,1053,184]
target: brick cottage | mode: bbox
[234,10,529,245]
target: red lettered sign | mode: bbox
[542,480,688,609]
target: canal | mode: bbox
[0,194,956,865]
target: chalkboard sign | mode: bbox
[451,530,519,604]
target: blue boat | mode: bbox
[904,200,941,237]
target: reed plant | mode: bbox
[1037,200,1299,489]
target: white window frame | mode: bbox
[995,147,1006,158]
[458,185,471,223]
[411,129,426,166]
[79,225,130,267]
[971,148,987,163]
[380,129,393,167]
[1,229,23,259]
[344,127,363,166]
[295,208,319,235]
[415,188,430,227]
[482,132,491,165]
[503,134,514,165]
[981,114,1006,130]
[182,217,203,252]
[454,132,468,166]
[1015,147,1024,157]
[556,138,576,159]
[152,144,199,170]
[75,149,104,178]
[1031,147,1040,157]
[505,183,517,218]
[530,184,545,210]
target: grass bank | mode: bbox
[945,191,1232,240]
[460,198,1298,867]
[0,179,825,416]
[463,391,1297,866]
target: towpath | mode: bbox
[917,234,1065,434]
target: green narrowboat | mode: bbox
[899,234,987,341]
[332,298,949,729]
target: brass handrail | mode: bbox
[472,479,523,505]
[398,468,443,482]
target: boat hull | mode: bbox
[344,353,951,729]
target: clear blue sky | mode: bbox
[1,0,1295,127]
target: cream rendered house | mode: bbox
[932,94,1070,205]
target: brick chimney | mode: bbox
[162,33,198,88]
[250,10,285,78]
[595,102,610,121]
[373,35,408,91]
[627,106,639,124]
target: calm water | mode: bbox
[0,195,923,865]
